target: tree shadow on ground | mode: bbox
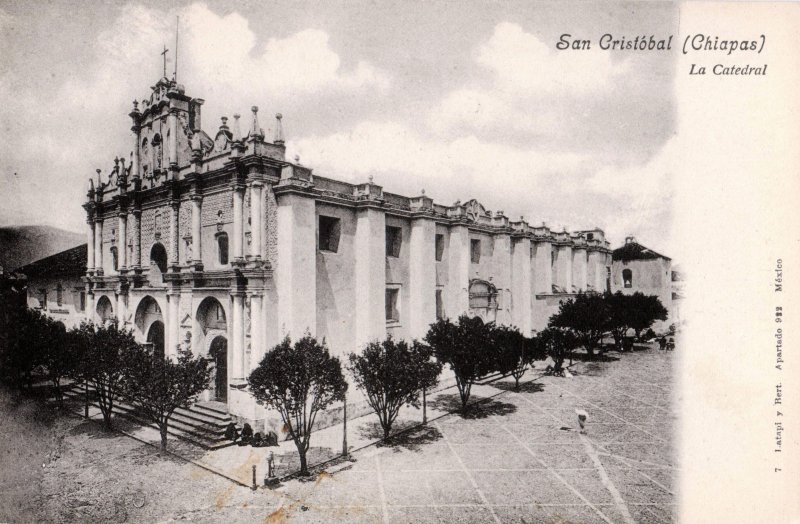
[356,420,443,452]
[275,446,340,479]
[569,351,620,363]
[492,381,546,395]
[428,393,517,419]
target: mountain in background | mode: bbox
[0,225,84,272]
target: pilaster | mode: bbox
[534,241,553,294]
[556,245,573,292]
[249,181,263,261]
[86,218,95,274]
[354,207,386,346]
[275,192,316,338]
[232,183,245,264]
[190,195,203,268]
[446,225,470,317]
[94,219,104,275]
[572,247,588,292]
[492,234,512,326]
[511,237,532,334]
[408,216,436,339]
[118,212,128,271]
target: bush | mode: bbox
[492,325,544,389]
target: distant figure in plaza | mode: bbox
[667,338,675,351]
[575,409,588,434]
[659,336,667,351]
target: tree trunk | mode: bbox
[383,424,391,440]
[298,447,309,476]
[514,375,520,390]
[160,424,168,452]
[422,388,427,424]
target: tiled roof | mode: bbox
[612,241,670,262]
[15,244,87,278]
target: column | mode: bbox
[556,245,573,292]
[250,181,263,260]
[118,213,127,271]
[169,201,179,268]
[572,247,588,292]
[275,193,316,338]
[86,219,95,274]
[166,291,180,358]
[249,293,263,372]
[231,292,245,379]
[191,196,202,266]
[354,207,386,346]
[492,234,512,326]
[131,209,141,269]
[408,217,436,339]
[132,128,141,179]
[533,241,553,294]
[168,109,178,168]
[116,292,127,325]
[94,219,104,274]
[511,237,532,334]
[232,185,245,263]
[86,291,95,322]
[446,225,470,317]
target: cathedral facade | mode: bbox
[82,76,615,428]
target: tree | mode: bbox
[606,292,635,351]
[549,293,610,359]
[536,327,579,376]
[72,319,137,430]
[627,293,668,340]
[248,335,347,476]
[0,308,51,390]
[492,325,544,389]
[120,346,211,451]
[424,315,495,413]
[348,338,442,440]
[42,319,75,406]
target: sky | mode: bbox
[0,0,679,255]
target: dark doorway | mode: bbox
[147,321,165,360]
[210,336,228,403]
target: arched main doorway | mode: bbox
[134,296,164,357]
[96,295,114,323]
[209,336,228,402]
[147,321,165,360]
[468,279,499,323]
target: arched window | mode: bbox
[622,268,633,288]
[217,233,229,265]
[152,133,162,169]
[110,246,118,271]
[150,243,168,274]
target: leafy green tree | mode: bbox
[492,325,544,389]
[628,293,668,340]
[549,292,610,359]
[248,335,347,476]
[72,319,137,430]
[606,292,635,351]
[42,319,74,406]
[0,308,68,392]
[536,327,580,376]
[424,315,495,413]
[120,346,211,451]
[348,338,442,440]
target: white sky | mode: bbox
[0,0,678,255]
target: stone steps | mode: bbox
[62,384,236,450]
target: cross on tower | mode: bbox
[161,45,169,78]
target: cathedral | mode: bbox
[77,74,623,430]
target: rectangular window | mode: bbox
[435,234,445,262]
[39,289,47,310]
[217,233,229,265]
[79,292,86,312]
[435,289,444,320]
[386,226,402,258]
[318,215,341,253]
[385,288,400,322]
[56,284,63,306]
[470,239,481,264]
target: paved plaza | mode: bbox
[271,344,678,523]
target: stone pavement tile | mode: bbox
[602,443,675,467]
[603,468,673,505]
[451,443,545,470]
[543,408,621,425]
[299,472,381,507]
[629,503,677,524]
[381,470,481,506]
[579,424,628,442]
[638,468,676,493]
[504,423,575,443]
[387,505,495,524]
[494,503,615,524]
[436,421,519,444]
[556,469,618,505]
[283,505,385,523]
[527,443,594,469]
[475,470,583,506]
[377,444,463,471]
